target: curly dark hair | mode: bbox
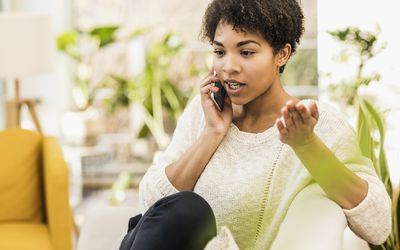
[200,0,304,73]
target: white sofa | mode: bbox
[77,185,370,250]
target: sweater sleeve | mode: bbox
[138,95,203,213]
[315,102,392,245]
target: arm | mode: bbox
[291,135,368,209]
[276,100,367,209]
[140,71,233,211]
[165,130,225,191]
[139,96,204,211]
[276,100,391,245]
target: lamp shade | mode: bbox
[0,12,52,78]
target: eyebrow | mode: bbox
[212,40,261,47]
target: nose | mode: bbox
[222,54,240,75]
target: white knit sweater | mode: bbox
[139,95,391,249]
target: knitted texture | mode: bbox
[139,95,391,249]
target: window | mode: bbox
[282,0,317,99]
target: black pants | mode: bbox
[119,191,217,250]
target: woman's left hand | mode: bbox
[276,100,319,148]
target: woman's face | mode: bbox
[212,21,283,106]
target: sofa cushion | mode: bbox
[0,128,43,222]
[0,222,53,250]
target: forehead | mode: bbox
[214,21,265,43]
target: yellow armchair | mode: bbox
[0,128,73,250]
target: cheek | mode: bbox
[212,59,222,76]
[212,58,223,72]
[247,59,276,80]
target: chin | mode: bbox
[230,96,249,106]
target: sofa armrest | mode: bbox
[271,183,347,250]
[77,206,140,250]
[343,226,370,250]
[43,137,73,250]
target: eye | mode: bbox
[213,49,225,57]
[241,50,255,57]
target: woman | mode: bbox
[119,0,391,249]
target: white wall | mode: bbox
[0,1,4,128]
[2,0,74,136]
[74,0,211,42]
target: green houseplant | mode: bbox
[56,26,146,111]
[328,27,399,249]
[110,32,198,150]
[327,26,386,106]
[357,97,399,250]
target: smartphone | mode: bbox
[210,81,226,112]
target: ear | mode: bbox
[276,43,292,67]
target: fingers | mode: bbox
[276,118,288,135]
[295,102,311,123]
[200,68,220,88]
[200,70,221,98]
[281,106,294,130]
[200,84,219,95]
[281,101,317,129]
[282,100,301,130]
[200,75,220,88]
[309,101,319,120]
[288,101,302,126]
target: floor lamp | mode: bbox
[0,12,52,134]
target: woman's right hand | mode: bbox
[200,71,233,136]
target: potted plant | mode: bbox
[56,25,147,111]
[327,26,399,250]
[57,25,148,146]
[115,32,198,150]
[327,26,386,107]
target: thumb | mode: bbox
[309,101,319,120]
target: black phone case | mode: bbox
[211,81,226,111]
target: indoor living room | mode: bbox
[1,0,399,250]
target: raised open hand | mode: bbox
[276,100,319,148]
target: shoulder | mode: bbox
[174,94,205,138]
[300,99,352,129]
[301,99,356,144]
[182,94,203,123]
[300,99,347,120]
[186,94,202,111]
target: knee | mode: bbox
[155,191,215,226]
[175,192,212,210]
[173,192,214,219]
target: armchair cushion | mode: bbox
[0,222,53,250]
[0,128,43,222]
[0,128,73,250]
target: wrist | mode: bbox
[291,133,319,152]
[203,127,227,139]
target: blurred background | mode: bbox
[0,0,399,249]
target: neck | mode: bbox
[233,79,296,130]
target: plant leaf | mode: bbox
[89,26,119,47]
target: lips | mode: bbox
[224,79,246,85]
[223,79,246,94]
[224,79,245,88]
